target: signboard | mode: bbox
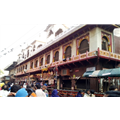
[86,67,95,71]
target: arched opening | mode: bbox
[102,36,109,51]
[54,51,59,62]
[47,30,53,38]
[33,45,35,51]
[31,62,33,69]
[27,50,29,57]
[22,53,24,58]
[55,29,63,36]
[35,60,38,68]
[47,55,50,64]
[23,66,24,71]
[26,65,27,69]
[41,58,43,66]
[65,46,71,59]
[79,39,89,54]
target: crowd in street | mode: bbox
[0,81,59,97]
[0,81,120,97]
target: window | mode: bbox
[21,67,22,72]
[47,55,50,64]
[41,58,43,66]
[27,50,29,57]
[79,39,89,54]
[31,62,33,69]
[102,36,108,51]
[23,66,24,70]
[26,65,27,69]
[47,30,53,38]
[65,46,71,59]
[55,29,63,36]
[33,45,35,51]
[22,53,24,58]
[37,44,42,49]
[54,51,59,62]
[35,60,38,68]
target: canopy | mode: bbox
[110,68,120,77]
[82,71,94,77]
[89,70,100,77]
[98,69,113,77]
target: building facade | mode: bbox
[14,24,120,92]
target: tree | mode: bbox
[0,69,4,75]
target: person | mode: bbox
[51,89,59,97]
[84,89,91,97]
[42,85,49,97]
[109,85,118,91]
[35,84,46,97]
[90,90,95,97]
[104,85,118,97]
[15,88,28,97]
[26,86,37,97]
[0,85,10,97]
[8,85,21,97]
[76,90,84,97]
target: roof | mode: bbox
[31,40,45,45]
[4,62,17,71]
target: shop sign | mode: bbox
[86,67,95,71]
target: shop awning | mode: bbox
[110,68,120,77]
[98,69,113,77]
[89,70,100,77]
[83,71,94,77]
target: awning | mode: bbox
[83,71,94,77]
[110,68,120,77]
[98,69,113,77]
[89,70,100,77]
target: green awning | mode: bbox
[110,68,120,77]
[89,70,100,77]
[98,69,113,77]
[83,71,94,77]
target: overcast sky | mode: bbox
[0,24,48,75]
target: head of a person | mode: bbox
[11,85,21,93]
[35,84,41,89]
[51,89,59,97]
[109,85,118,91]
[86,89,90,94]
[26,88,33,97]
[42,85,47,91]
[90,90,95,94]
[15,88,28,97]
[3,85,9,91]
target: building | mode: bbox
[14,24,120,93]
[4,61,17,83]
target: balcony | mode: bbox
[15,48,120,76]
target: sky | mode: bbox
[0,24,48,75]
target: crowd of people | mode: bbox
[0,81,59,97]
[0,81,120,97]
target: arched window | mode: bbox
[54,51,59,62]
[31,62,33,69]
[55,29,63,36]
[102,36,108,51]
[48,30,53,38]
[26,65,27,69]
[47,55,50,64]
[65,46,71,59]
[79,39,89,54]
[41,58,43,66]
[22,53,24,58]
[33,45,35,51]
[35,60,38,68]
[27,50,29,57]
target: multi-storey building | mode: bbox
[14,24,120,93]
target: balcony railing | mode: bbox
[15,48,120,76]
